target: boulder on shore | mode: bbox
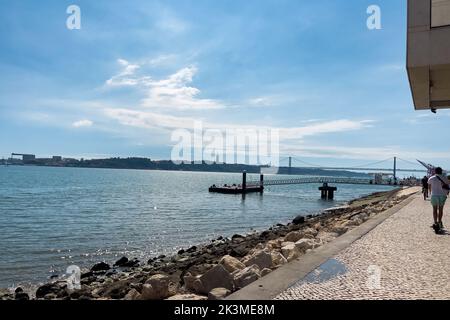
[36,282,66,299]
[294,239,315,252]
[91,262,110,272]
[208,287,231,300]
[281,243,300,262]
[271,251,288,267]
[114,257,129,267]
[219,255,246,273]
[242,250,273,270]
[233,265,261,289]
[124,288,141,300]
[284,231,303,243]
[141,274,170,300]
[195,265,234,294]
[292,215,305,225]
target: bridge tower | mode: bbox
[393,157,397,184]
[288,157,292,174]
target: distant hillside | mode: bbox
[57,157,369,177]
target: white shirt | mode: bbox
[428,175,450,196]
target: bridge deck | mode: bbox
[245,177,395,187]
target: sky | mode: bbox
[0,0,449,170]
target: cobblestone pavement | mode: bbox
[276,194,450,300]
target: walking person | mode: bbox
[422,176,429,200]
[428,167,449,233]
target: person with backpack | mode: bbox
[421,176,429,200]
[428,167,450,233]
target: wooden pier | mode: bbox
[209,171,264,194]
[209,171,398,198]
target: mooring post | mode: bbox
[328,189,335,200]
[260,173,264,193]
[319,183,337,200]
[319,183,328,199]
[242,171,247,193]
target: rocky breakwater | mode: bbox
[0,189,413,301]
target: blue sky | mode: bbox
[0,0,449,169]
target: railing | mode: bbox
[245,176,393,187]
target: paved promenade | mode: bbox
[276,194,450,300]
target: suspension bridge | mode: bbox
[278,156,427,177]
[209,156,427,199]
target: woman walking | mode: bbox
[428,167,449,233]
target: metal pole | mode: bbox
[260,173,264,193]
[393,157,397,183]
[242,171,247,193]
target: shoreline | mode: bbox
[0,187,416,300]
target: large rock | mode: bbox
[294,239,315,252]
[271,252,288,267]
[281,241,295,248]
[292,215,306,225]
[196,265,234,294]
[281,243,300,262]
[233,265,261,289]
[242,250,273,270]
[91,262,110,272]
[303,227,318,237]
[114,257,129,267]
[36,282,66,299]
[15,291,30,300]
[219,255,246,273]
[141,274,170,300]
[348,217,364,226]
[124,288,141,300]
[265,239,282,251]
[261,268,272,277]
[183,272,201,292]
[281,243,297,258]
[358,212,369,221]
[208,288,231,300]
[100,280,131,299]
[284,231,303,243]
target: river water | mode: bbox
[0,165,394,287]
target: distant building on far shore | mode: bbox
[407,0,450,111]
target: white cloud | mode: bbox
[104,108,197,130]
[281,144,450,161]
[105,60,224,110]
[141,66,224,110]
[106,59,142,87]
[72,119,93,128]
[104,107,372,140]
[279,120,374,140]
[146,54,178,67]
[248,97,275,107]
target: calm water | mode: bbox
[0,166,393,287]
